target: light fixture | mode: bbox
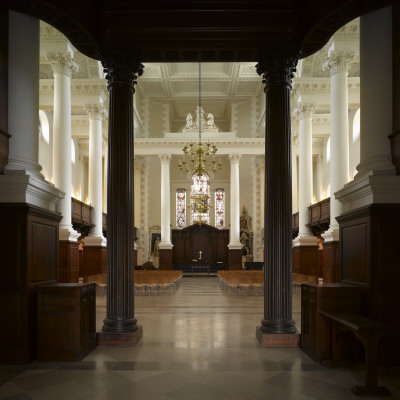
[178,62,222,178]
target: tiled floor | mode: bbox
[0,277,399,400]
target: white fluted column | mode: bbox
[336,6,400,210]
[293,104,317,246]
[103,139,108,213]
[322,52,352,241]
[315,154,322,202]
[47,51,79,241]
[0,11,62,211]
[83,104,106,246]
[228,154,242,249]
[291,134,298,213]
[159,154,173,249]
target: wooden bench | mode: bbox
[319,310,391,397]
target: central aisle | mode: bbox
[2,277,399,400]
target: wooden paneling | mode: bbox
[37,283,96,361]
[300,283,361,362]
[172,224,229,265]
[292,246,318,276]
[228,249,242,270]
[82,246,106,276]
[71,198,94,235]
[307,198,330,235]
[159,249,173,270]
[0,204,61,364]
[59,241,79,283]
[322,241,340,283]
[341,221,369,285]
[337,204,400,365]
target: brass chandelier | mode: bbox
[178,62,222,178]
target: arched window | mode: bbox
[215,188,225,229]
[190,173,210,225]
[176,188,186,229]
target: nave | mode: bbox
[1,278,399,400]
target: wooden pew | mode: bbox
[319,311,390,397]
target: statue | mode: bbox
[207,113,216,129]
[182,107,218,133]
[240,206,252,233]
[185,113,194,130]
[240,207,253,260]
[153,236,161,257]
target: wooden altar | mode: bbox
[172,223,229,266]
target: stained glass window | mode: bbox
[215,188,225,229]
[190,174,210,225]
[176,188,186,229]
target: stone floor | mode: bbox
[0,276,399,400]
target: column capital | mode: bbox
[313,154,322,162]
[291,134,299,147]
[159,154,172,163]
[229,153,241,162]
[256,51,299,90]
[294,103,315,120]
[46,52,78,77]
[323,51,355,76]
[86,104,107,121]
[100,47,144,91]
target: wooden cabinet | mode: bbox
[300,283,361,362]
[37,283,96,361]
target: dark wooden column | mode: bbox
[390,1,400,174]
[97,49,143,346]
[256,53,300,347]
[0,6,10,174]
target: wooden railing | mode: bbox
[307,197,330,235]
[292,197,330,236]
[71,198,94,235]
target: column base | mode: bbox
[336,173,400,213]
[292,233,318,247]
[0,171,63,212]
[256,327,300,347]
[83,235,107,247]
[321,226,340,242]
[97,326,143,346]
